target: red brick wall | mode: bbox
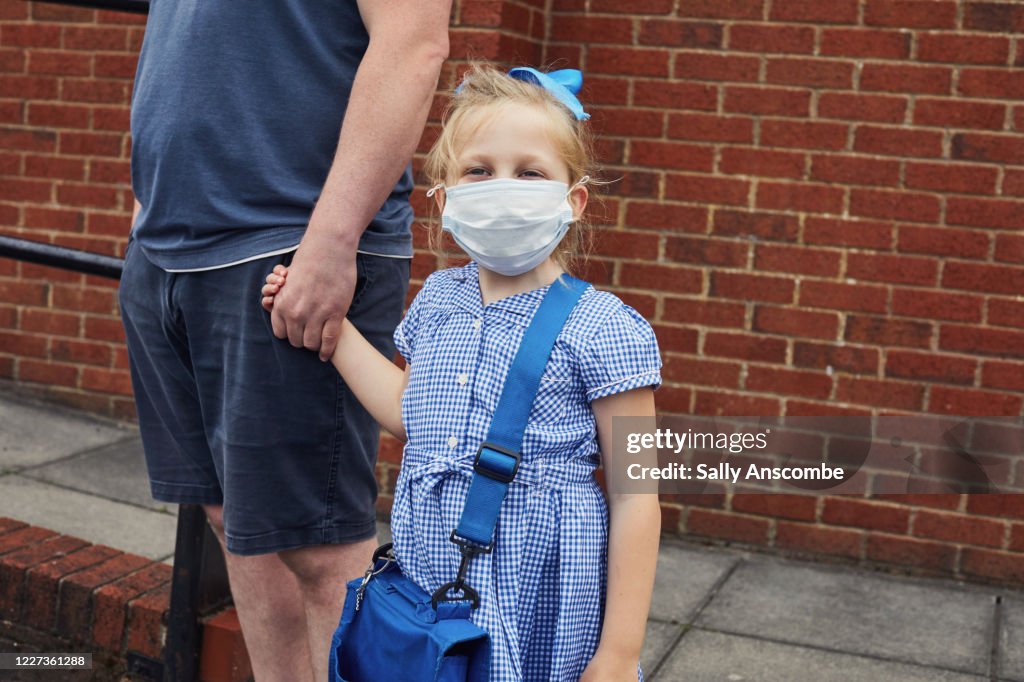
[2,0,1023,584]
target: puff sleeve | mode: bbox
[578,300,663,402]
[393,275,433,364]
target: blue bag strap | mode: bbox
[451,274,589,550]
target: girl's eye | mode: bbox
[519,170,545,179]
[464,167,490,176]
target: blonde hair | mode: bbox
[423,63,598,274]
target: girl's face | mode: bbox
[437,102,588,219]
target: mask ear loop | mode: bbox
[566,175,590,196]
[426,183,444,198]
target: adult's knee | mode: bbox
[202,505,227,545]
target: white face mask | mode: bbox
[431,178,585,277]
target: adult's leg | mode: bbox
[279,539,377,680]
[203,505,314,681]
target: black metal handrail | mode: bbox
[22,0,149,13]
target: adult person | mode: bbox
[118,1,451,679]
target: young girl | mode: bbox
[263,64,661,681]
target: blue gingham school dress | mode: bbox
[390,262,662,681]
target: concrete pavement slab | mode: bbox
[1001,597,1024,682]
[24,436,162,511]
[0,474,176,560]
[696,559,997,675]
[649,542,739,623]
[656,630,989,682]
[641,621,684,676]
[0,394,130,470]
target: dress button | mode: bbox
[472,319,482,331]
[447,436,458,448]
[457,373,469,385]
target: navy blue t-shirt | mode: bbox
[130,0,414,270]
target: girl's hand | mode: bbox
[579,648,638,682]
[261,265,289,312]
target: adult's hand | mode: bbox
[270,228,357,361]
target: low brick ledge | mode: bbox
[0,517,251,682]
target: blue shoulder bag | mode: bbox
[328,275,589,682]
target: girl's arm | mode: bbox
[582,387,661,681]
[263,267,408,441]
[331,318,409,441]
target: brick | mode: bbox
[589,47,670,77]
[663,355,742,388]
[638,20,722,48]
[770,0,858,23]
[918,34,1010,65]
[92,106,131,133]
[22,545,119,631]
[0,176,53,202]
[51,339,113,367]
[962,548,1024,584]
[864,1,957,29]
[728,24,815,54]
[929,385,1023,416]
[591,108,664,138]
[687,508,770,545]
[0,280,49,305]
[0,25,62,48]
[810,155,899,187]
[62,79,131,106]
[666,173,749,206]
[989,298,1024,329]
[712,272,795,304]
[820,29,910,59]
[583,76,629,106]
[704,331,787,363]
[818,93,906,123]
[854,126,943,158]
[940,323,1024,358]
[57,552,151,640]
[746,365,833,399]
[0,127,56,153]
[758,244,841,278]
[766,58,854,89]
[0,526,57,556]
[1005,169,1024,197]
[793,341,880,374]
[0,331,48,358]
[898,225,989,261]
[891,288,983,322]
[913,98,1005,131]
[630,140,714,172]
[904,162,998,196]
[59,131,124,158]
[724,86,810,116]
[665,235,748,267]
[27,102,90,129]
[199,608,252,682]
[675,52,759,83]
[551,16,633,44]
[776,521,862,558]
[56,184,121,209]
[731,494,817,521]
[914,509,1006,548]
[656,386,694,413]
[995,234,1024,264]
[822,498,910,533]
[752,305,839,340]
[786,399,872,416]
[720,148,805,179]
[618,263,703,293]
[800,281,888,314]
[714,209,799,242]
[846,315,932,348]
[945,262,1024,299]
[805,217,892,250]
[92,562,171,650]
[18,359,79,387]
[668,114,753,145]
[756,181,844,214]
[663,297,746,328]
[952,133,1024,165]
[624,201,707,232]
[31,3,94,21]
[21,309,80,336]
[850,189,940,223]
[0,535,89,620]
[635,81,717,110]
[963,2,1024,32]
[761,120,848,151]
[867,533,956,572]
[677,0,763,20]
[27,50,91,77]
[885,350,976,385]
[836,376,924,410]
[459,1,502,26]
[981,360,1024,391]
[126,584,170,658]
[861,64,952,95]
[847,253,938,286]
[950,197,1024,231]
[25,155,86,181]
[967,494,1024,520]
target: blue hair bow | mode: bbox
[507,67,591,121]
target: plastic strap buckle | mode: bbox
[473,442,521,484]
